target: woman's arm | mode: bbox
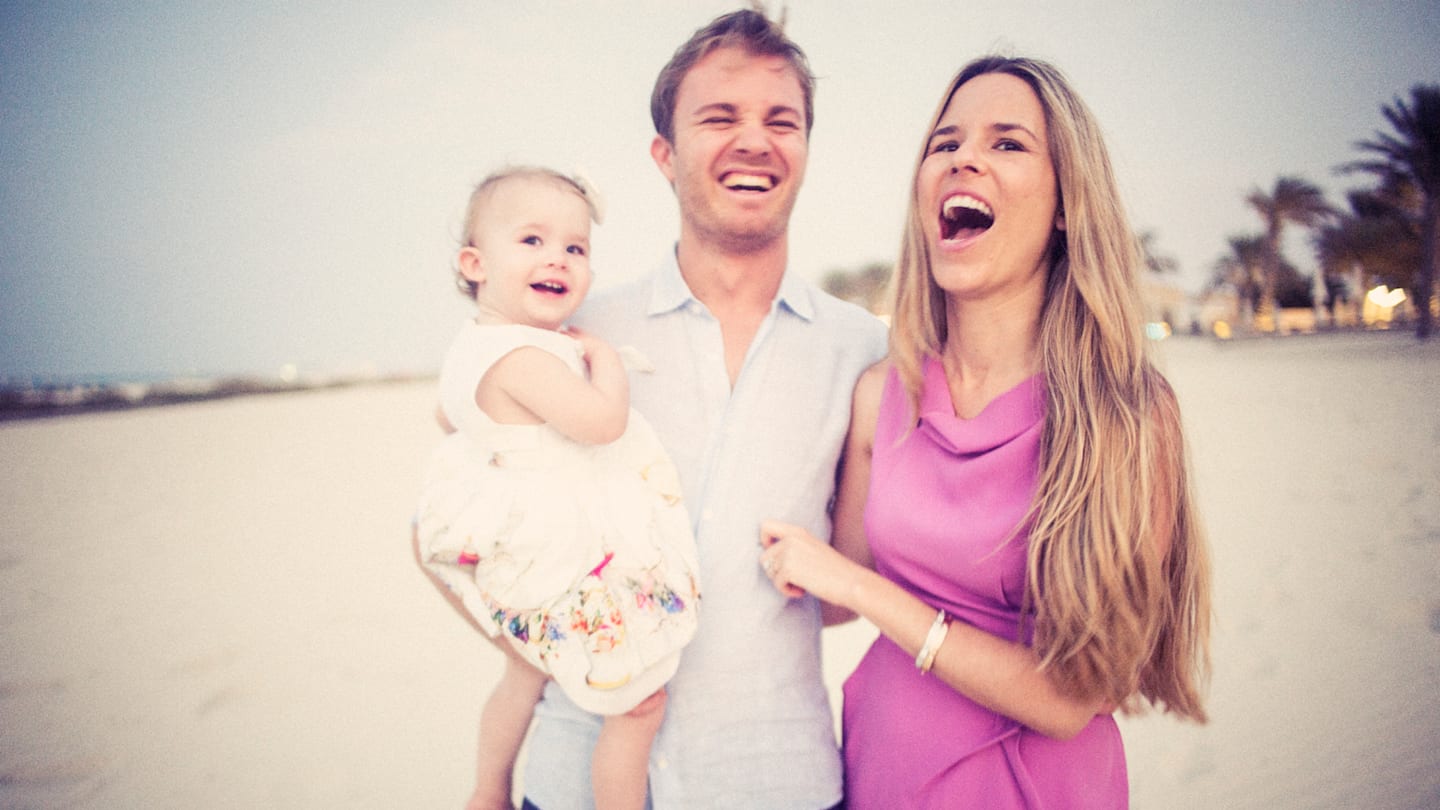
[819,362,885,626]
[761,521,1108,739]
[760,358,1110,739]
[480,329,629,445]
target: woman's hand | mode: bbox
[758,520,862,607]
[761,520,1109,737]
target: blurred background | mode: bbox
[3,0,1438,388]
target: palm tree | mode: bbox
[1316,182,1423,325]
[821,261,892,316]
[1340,84,1440,339]
[1139,229,1179,275]
[1247,176,1335,333]
[1211,234,1268,329]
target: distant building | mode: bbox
[1140,275,1199,336]
[1193,288,1241,337]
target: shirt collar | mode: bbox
[646,243,816,322]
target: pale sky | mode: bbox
[2,1,1438,382]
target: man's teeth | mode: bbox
[942,196,993,221]
[722,172,774,191]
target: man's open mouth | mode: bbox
[721,172,776,192]
[940,195,995,241]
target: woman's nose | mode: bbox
[949,137,983,174]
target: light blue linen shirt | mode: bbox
[522,250,888,809]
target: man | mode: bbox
[519,8,886,809]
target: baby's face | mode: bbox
[464,177,593,331]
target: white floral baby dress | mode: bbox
[415,322,701,714]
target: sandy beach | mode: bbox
[2,331,1438,809]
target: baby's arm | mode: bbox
[481,332,629,444]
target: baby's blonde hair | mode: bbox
[454,167,601,299]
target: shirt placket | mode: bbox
[686,301,780,543]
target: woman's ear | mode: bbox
[1055,205,1066,232]
[457,246,485,287]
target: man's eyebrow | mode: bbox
[687,103,802,120]
[690,102,738,118]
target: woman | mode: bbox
[759,56,1210,808]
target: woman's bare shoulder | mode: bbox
[849,357,894,437]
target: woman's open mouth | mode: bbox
[940,194,994,241]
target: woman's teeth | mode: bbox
[941,196,995,240]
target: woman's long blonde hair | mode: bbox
[889,56,1210,720]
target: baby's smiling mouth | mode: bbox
[941,195,995,240]
[531,281,568,294]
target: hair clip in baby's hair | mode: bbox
[571,168,606,226]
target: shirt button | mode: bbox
[655,755,669,770]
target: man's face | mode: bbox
[651,46,808,254]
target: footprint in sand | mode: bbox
[164,647,247,718]
[0,749,111,805]
[195,684,245,717]
[1180,741,1219,783]
[0,675,68,701]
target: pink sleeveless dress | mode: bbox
[842,358,1127,809]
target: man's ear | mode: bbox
[650,135,677,186]
[457,246,485,287]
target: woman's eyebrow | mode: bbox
[992,121,1040,140]
[926,124,959,147]
[928,121,1040,145]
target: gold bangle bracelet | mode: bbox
[915,609,950,675]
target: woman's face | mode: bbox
[916,72,1062,308]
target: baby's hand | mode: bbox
[565,326,618,365]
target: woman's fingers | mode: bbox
[758,519,793,548]
[758,521,811,599]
